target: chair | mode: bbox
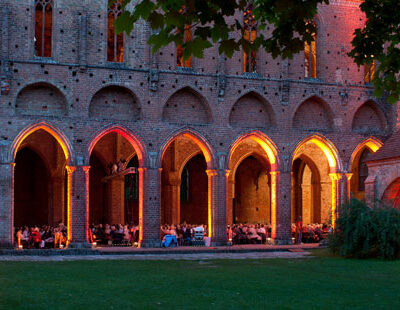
[192,229,204,246]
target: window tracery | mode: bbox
[107,0,124,63]
[34,0,53,57]
[243,4,257,73]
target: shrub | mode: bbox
[329,199,400,259]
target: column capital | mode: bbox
[81,166,91,173]
[345,173,353,181]
[270,170,281,176]
[66,165,77,174]
[206,169,218,177]
[329,172,343,181]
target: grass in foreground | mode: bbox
[1,249,400,309]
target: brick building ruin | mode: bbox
[0,0,398,248]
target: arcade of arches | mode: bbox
[0,126,386,248]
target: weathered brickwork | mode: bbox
[0,0,397,248]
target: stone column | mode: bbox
[68,166,91,248]
[329,173,342,228]
[0,152,14,248]
[271,170,292,244]
[139,167,162,248]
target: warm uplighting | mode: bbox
[92,242,97,248]
[182,133,212,165]
[12,123,70,163]
[307,138,336,169]
[66,166,76,246]
[270,171,278,239]
[18,245,23,250]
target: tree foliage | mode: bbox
[349,0,400,103]
[329,199,400,259]
[113,0,400,103]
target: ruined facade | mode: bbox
[0,0,397,248]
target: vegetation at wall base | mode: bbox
[329,199,400,260]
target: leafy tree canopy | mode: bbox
[112,0,400,103]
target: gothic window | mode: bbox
[304,23,317,78]
[364,60,375,84]
[243,4,257,73]
[177,25,192,67]
[180,166,190,202]
[107,0,124,63]
[34,0,53,57]
[358,148,371,192]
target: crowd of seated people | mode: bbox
[15,221,330,249]
[15,223,67,249]
[160,224,208,246]
[227,224,270,245]
[291,223,331,243]
[89,224,140,246]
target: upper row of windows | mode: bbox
[34,1,375,83]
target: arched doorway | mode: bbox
[161,134,211,227]
[89,131,141,226]
[179,154,208,225]
[12,124,71,248]
[292,156,321,224]
[349,138,383,200]
[291,135,341,227]
[233,155,271,224]
[227,132,279,239]
[15,148,50,227]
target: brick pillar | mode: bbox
[0,159,14,248]
[165,172,180,224]
[206,169,228,246]
[68,166,91,248]
[139,167,162,248]
[272,170,292,244]
[339,173,352,206]
[108,176,125,225]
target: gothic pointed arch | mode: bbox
[352,100,387,134]
[89,86,141,121]
[15,82,68,117]
[292,96,333,132]
[162,87,212,125]
[229,91,275,129]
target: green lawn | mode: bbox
[1,250,399,310]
